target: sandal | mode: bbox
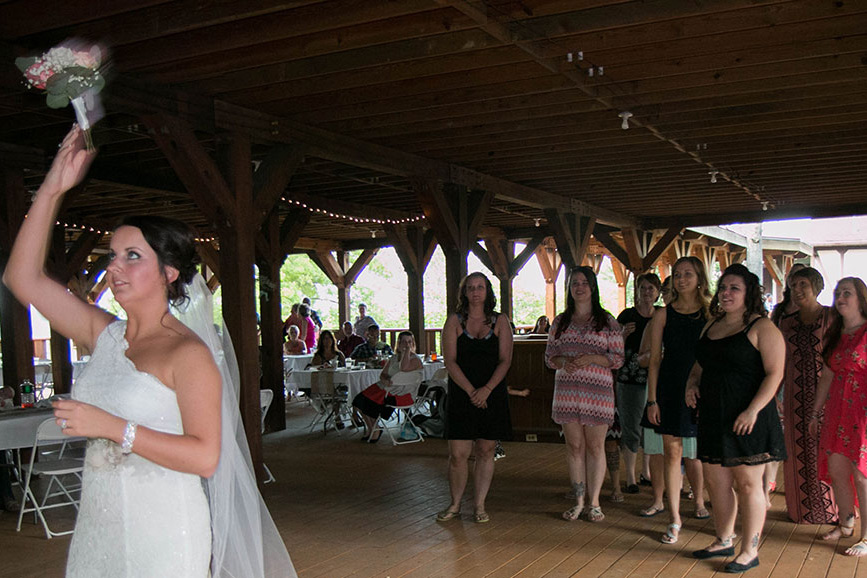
[640,505,665,517]
[586,506,605,522]
[563,505,584,521]
[473,511,490,524]
[661,523,681,544]
[823,524,856,541]
[845,539,867,557]
[436,508,461,522]
[610,492,625,503]
[695,506,710,519]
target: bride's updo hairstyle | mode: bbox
[118,215,201,306]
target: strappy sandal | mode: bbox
[661,523,681,544]
[845,539,867,557]
[610,492,625,503]
[639,505,665,517]
[436,508,461,522]
[822,524,855,541]
[586,506,605,522]
[473,511,490,524]
[562,505,584,521]
[695,506,710,519]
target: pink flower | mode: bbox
[24,62,53,89]
[73,49,98,69]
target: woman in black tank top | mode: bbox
[686,265,786,573]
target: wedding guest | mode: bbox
[283,303,303,339]
[810,277,867,554]
[532,315,550,334]
[770,263,806,326]
[299,303,317,352]
[437,272,513,524]
[283,325,307,355]
[337,321,364,358]
[350,325,393,361]
[352,331,424,443]
[309,330,344,368]
[646,256,711,544]
[547,266,624,523]
[2,125,293,576]
[616,273,662,494]
[779,267,838,524]
[687,264,785,572]
[0,452,19,512]
[301,296,322,331]
[353,303,377,338]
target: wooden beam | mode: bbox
[279,207,311,256]
[543,208,595,270]
[764,254,785,287]
[252,143,306,227]
[470,241,495,274]
[510,235,545,279]
[620,227,645,272]
[414,177,459,249]
[345,248,378,286]
[592,228,629,271]
[642,227,682,272]
[61,231,103,281]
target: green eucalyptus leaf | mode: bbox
[46,92,69,109]
[46,72,68,92]
[15,56,38,72]
[91,75,106,93]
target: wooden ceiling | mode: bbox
[1,0,866,246]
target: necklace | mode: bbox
[843,319,867,334]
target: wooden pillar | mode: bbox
[535,239,562,323]
[542,209,594,270]
[385,224,436,349]
[257,211,285,432]
[310,248,378,328]
[335,251,351,326]
[746,223,763,279]
[0,162,35,401]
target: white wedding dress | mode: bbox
[67,321,211,576]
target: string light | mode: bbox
[280,196,425,225]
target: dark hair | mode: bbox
[823,277,867,362]
[396,330,416,353]
[771,263,807,325]
[366,324,380,334]
[314,329,338,357]
[670,256,711,316]
[710,264,766,325]
[634,272,662,303]
[118,215,200,306]
[790,266,824,297]
[555,266,611,338]
[456,272,497,324]
[299,303,310,317]
[533,315,550,333]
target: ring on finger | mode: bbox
[60,419,68,429]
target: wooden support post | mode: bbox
[611,259,629,312]
[534,239,561,323]
[385,224,436,349]
[257,210,285,432]
[543,208,594,270]
[309,248,378,327]
[0,163,34,400]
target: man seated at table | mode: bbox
[350,324,393,361]
[337,322,365,358]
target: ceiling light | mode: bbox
[709,170,719,184]
[618,111,633,130]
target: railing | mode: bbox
[378,328,442,356]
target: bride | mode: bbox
[3,125,295,577]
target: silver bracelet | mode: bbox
[121,421,137,454]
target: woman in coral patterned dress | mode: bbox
[546,266,624,523]
[779,267,838,524]
[810,277,867,555]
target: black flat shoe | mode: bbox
[692,546,735,559]
[625,483,640,494]
[639,474,652,486]
[724,557,759,573]
[368,432,382,444]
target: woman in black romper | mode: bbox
[436,273,513,524]
[686,264,786,573]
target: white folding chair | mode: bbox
[17,418,84,539]
[374,370,426,446]
[260,389,276,484]
[308,372,350,435]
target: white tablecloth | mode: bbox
[0,408,55,450]
[288,368,381,399]
[283,354,314,372]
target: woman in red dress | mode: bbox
[810,277,867,555]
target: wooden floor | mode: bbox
[3,401,867,578]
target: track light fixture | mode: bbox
[618,111,632,130]
[709,170,719,184]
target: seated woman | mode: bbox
[308,330,345,368]
[533,315,551,334]
[283,325,307,355]
[351,331,423,443]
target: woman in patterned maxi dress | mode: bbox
[779,267,838,524]
[546,266,624,523]
[811,278,867,554]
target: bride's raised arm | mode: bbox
[2,125,112,351]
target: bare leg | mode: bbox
[643,453,652,481]
[622,446,638,486]
[662,435,685,537]
[472,439,497,515]
[585,425,609,509]
[642,452,666,514]
[763,460,780,509]
[684,457,707,515]
[731,464,767,565]
[824,453,857,540]
[444,440,473,513]
[697,463,737,552]
[849,467,867,556]
[562,422,587,519]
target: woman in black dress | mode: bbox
[436,272,513,524]
[686,264,786,573]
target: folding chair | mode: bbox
[375,370,426,446]
[17,418,84,539]
[260,389,276,484]
[308,371,350,435]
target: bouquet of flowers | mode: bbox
[15,43,106,150]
